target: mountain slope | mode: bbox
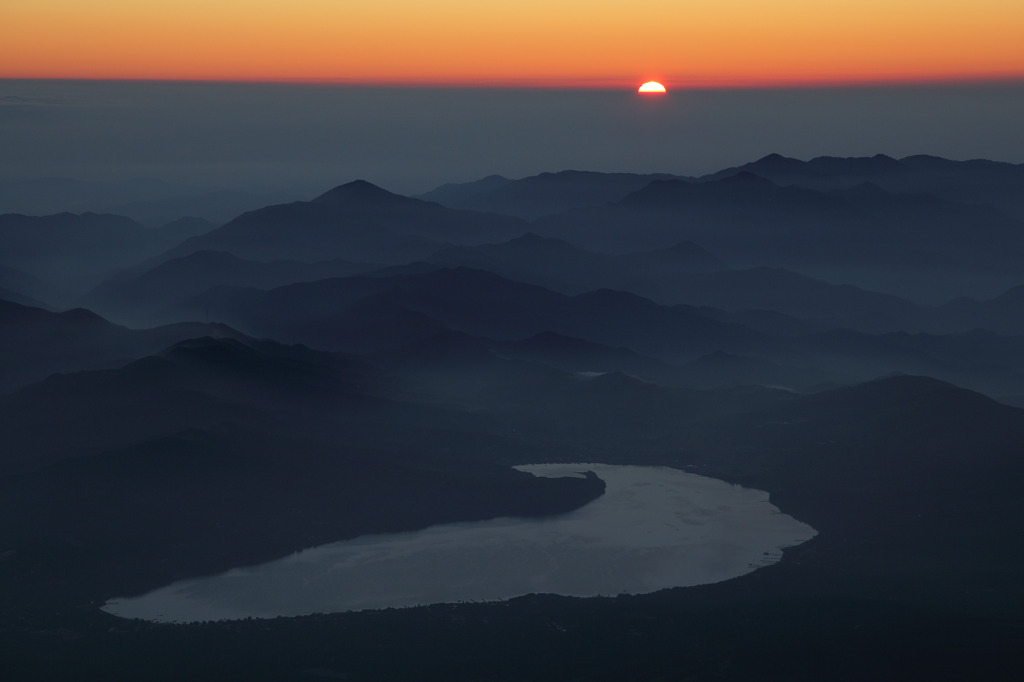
[196,267,763,362]
[0,212,179,297]
[163,180,526,264]
[0,300,243,394]
[81,250,378,325]
[428,236,919,331]
[531,172,1024,302]
[419,170,687,218]
[705,153,1024,219]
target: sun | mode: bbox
[638,81,667,94]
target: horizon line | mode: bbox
[4,74,1024,90]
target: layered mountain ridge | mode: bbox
[3,154,1024,680]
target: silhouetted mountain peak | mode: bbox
[55,307,110,326]
[723,153,906,180]
[150,336,357,394]
[154,336,269,374]
[808,153,902,175]
[751,153,802,169]
[0,300,113,331]
[160,335,250,357]
[809,374,999,414]
[312,180,415,207]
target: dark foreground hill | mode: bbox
[3,373,1022,681]
[0,335,605,613]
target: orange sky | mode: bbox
[3,1,1023,86]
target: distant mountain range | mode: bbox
[704,152,1024,219]
[417,170,687,219]
[532,171,1024,301]
[0,177,297,226]
[163,180,526,264]
[81,250,380,325]
[3,154,1024,681]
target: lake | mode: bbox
[103,463,816,622]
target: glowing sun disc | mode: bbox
[638,81,667,94]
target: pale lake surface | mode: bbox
[103,464,816,623]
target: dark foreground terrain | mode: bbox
[3,156,1024,680]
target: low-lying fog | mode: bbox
[104,464,816,623]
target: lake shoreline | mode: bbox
[104,463,816,623]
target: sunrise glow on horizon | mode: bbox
[638,82,668,94]
[3,1,1024,87]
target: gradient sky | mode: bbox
[3,1,1023,86]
